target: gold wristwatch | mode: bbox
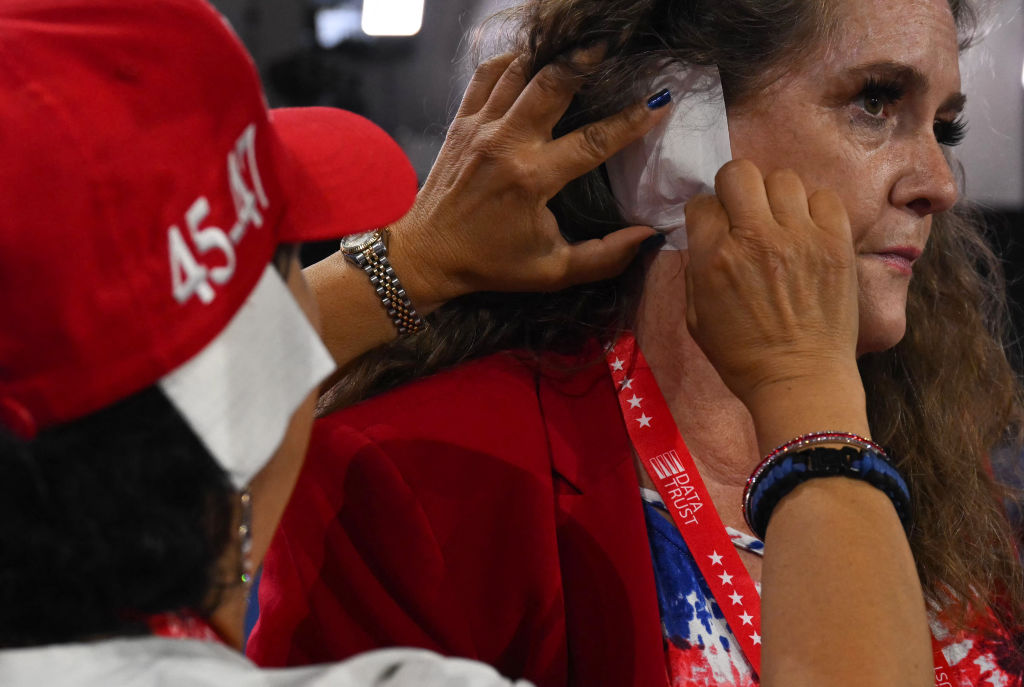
[340,228,425,336]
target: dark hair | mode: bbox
[0,386,235,648]
[273,242,300,278]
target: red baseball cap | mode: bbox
[0,0,417,485]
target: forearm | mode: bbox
[744,375,932,686]
[760,477,932,687]
[304,251,398,368]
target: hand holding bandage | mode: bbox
[684,161,867,453]
[606,65,732,251]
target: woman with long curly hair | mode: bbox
[251,0,1024,685]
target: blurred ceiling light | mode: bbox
[315,7,363,49]
[361,0,424,36]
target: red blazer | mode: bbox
[248,350,670,687]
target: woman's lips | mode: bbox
[864,246,922,276]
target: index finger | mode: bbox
[504,44,605,134]
[713,159,773,235]
[476,54,532,121]
[455,53,519,119]
[537,97,670,192]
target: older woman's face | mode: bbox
[726,0,963,355]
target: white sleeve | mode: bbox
[265,648,535,687]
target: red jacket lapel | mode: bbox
[537,352,670,687]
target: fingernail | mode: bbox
[639,233,667,252]
[646,88,671,110]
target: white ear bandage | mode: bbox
[606,65,732,250]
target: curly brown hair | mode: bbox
[322,0,1024,635]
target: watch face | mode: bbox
[340,230,380,253]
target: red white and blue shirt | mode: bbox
[641,489,1023,687]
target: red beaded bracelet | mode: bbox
[746,431,886,490]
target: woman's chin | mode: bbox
[856,320,907,357]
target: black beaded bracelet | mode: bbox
[742,445,912,541]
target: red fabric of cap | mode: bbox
[0,0,417,435]
[273,107,418,243]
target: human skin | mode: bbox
[649,0,964,684]
[638,0,964,542]
[726,0,961,356]
[686,161,931,686]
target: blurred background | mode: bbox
[209,0,1023,310]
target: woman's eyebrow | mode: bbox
[848,60,928,89]
[940,91,968,116]
[845,60,966,113]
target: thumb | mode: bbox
[560,225,657,287]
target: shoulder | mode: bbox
[316,351,542,446]
[255,352,599,672]
[303,345,627,494]
[289,352,568,559]
[309,349,617,472]
[0,640,529,687]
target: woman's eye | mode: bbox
[863,94,885,117]
[854,79,904,121]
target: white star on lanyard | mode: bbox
[718,571,733,586]
[739,611,753,626]
[636,413,652,428]
[627,395,643,409]
[750,632,762,645]
[620,377,634,390]
[708,551,724,566]
[611,357,625,372]
[729,591,744,605]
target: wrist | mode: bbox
[384,212,462,315]
[743,368,869,455]
[339,227,426,336]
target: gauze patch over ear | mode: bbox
[606,65,732,250]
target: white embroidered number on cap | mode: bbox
[228,124,268,243]
[168,122,269,305]
[169,220,218,305]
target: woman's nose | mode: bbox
[890,134,959,217]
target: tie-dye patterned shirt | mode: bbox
[640,490,1023,686]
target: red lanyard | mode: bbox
[607,333,763,675]
[607,332,957,683]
